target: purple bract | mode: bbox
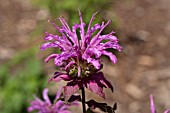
[41,11,122,99]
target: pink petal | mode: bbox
[54,51,76,66]
[65,61,75,70]
[43,88,51,105]
[86,57,100,69]
[90,23,101,33]
[78,66,81,77]
[102,41,122,51]
[164,109,170,113]
[40,42,58,51]
[45,54,58,63]
[86,12,98,36]
[55,86,63,100]
[44,32,54,40]
[48,72,71,83]
[90,20,112,45]
[150,95,156,113]
[78,10,86,49]
[102,51,117,64]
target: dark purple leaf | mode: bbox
[64,81,80,100]
[85,72,113,98]
[68,95,81,103]
[86,99,116,113]
[86,80,105,98]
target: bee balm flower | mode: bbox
[28,88,77,113]
[41,11,122,100]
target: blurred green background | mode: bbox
[1,0,170,113]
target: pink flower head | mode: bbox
[41,11,121,73]
[28,87,77,113]
[150,94,170,113]
[41,11,121,99]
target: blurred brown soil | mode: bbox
[1,0,170,113]
[104,0,170,113]
[0,0,48,64]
